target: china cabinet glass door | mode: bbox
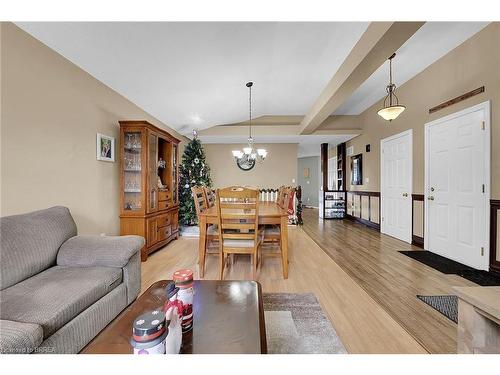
[123,130,144,212]
[148,132,158,213]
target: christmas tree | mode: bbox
[179,131,213,226]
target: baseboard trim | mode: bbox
[345,214,380,231]
[412,235,424,248]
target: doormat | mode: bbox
[399,251,473,274]
[263,293,346,354]
[417,295,458,323]
[457,269,500,286]
[399,251,500,286]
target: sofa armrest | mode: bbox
[0,320,44,354]
[57,235,144,268]
[123,252,141,304]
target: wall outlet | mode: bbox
[306,180,310,184]
[365,177,369,183]
[292,178,296,183]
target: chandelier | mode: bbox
[232,82,267,170]
[377,53,406,121]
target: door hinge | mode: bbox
[481,247,484,256]
[481,121,485,130]
[482,184,485,193]
[382,217,384,222]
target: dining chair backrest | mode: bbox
[216,186,260,246]
[279,186,292,208]
[276,186,285,206]
[204,187,216,208]
[283,187,295,213]
[191,186,208,219]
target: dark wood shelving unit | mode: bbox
[337,143,346,191]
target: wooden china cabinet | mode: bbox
[119,120,180,261]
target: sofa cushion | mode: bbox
[57,235,144,268]
[0,266,122,339]
[0,206,77,290]
[0,320,44,354]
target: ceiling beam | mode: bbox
[299,22,425,135]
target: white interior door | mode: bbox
[425,101,490,270]
[381,130,413,243]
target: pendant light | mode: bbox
[231,82,267,166]
[377,53,406,121]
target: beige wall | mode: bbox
[344,23,500,200]
[0,23,187,235]
[203,143,298,189]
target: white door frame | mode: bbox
[380,129,413,243]
[424,100,491,270]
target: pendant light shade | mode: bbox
[378,53,405,122]
[377,105,406,121]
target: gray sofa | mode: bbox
[0,206,144,354]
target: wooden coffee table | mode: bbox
[81,280,267,354]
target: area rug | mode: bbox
[399,251,500,286]
[417,295,458,323]
[263,293,347,354]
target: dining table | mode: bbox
[198,201,289,279]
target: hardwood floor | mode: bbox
[301,208,476,354]
[141,224,426,353]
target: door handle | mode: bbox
[427,196,434,201]
[402,193,408,197]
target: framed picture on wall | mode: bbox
[351,154,362,185]
[96,133,115,162]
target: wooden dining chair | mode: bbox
[203,187,216,208]
[216,186,262,280]
[192,186,218,278]
[276,186,285,206]
[261,187,294,270]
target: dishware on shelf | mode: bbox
[126,134,132,149]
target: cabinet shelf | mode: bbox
[320,190,346,219]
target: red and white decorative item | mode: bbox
[163,282,183,354]
[173,269,194,332]
[130,310,168,354]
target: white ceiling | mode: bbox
[333,22,489,115]
[198,133,358,158]
[16,21,488,139]
[16,22,369,134]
